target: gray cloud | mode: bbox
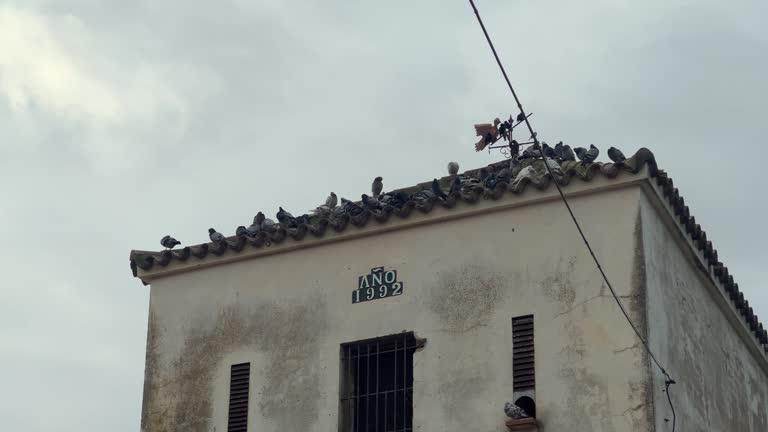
[1,1,766,430]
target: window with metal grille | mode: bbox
[227,362,250,432]
[339,332,423,432]
[512,315,535,392]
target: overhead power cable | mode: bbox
[465,1,677,429]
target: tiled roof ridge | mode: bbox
[129,148,768,352]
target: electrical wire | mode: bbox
[466,0,677,429]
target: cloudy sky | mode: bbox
[1,0,766,430]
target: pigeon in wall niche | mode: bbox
[208,228,226,243]
[474,118,501,151]
[504,398,536,419]
[607,147,626,163]
[448,161,460,176]
[160,235,181,250]
[325,192,338,208]
[372,177,384,199]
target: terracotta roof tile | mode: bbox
[129,148,768,351]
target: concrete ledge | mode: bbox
[505,418,539,431]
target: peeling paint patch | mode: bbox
[428,261,505,333]
[141,294,328,432]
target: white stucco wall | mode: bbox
[140,181,655,432]
[640,189,768,431]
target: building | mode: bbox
[130,148,768,432]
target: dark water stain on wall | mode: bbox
[141,293,328,432]
[428,261,505,333]
[437,366,492,431]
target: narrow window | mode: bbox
[512,315,535,392]
[340,332,423,432]
[227,362,250,432]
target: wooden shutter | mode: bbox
[512,315,535,392]
[228,363,250,432]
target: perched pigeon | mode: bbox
[504,401,531,419]
[449,176,462,196]
[341,198,364,216]
[160,235,181,249]
[513,165,538,187]
[607,147,626,163]
[583,144,599,164]
[235,226,248,237]
[246,216,261,236]
[261,217,276,230]
[560,144,576,162]
[508,140,520,159]
[361,194,382,210]
[496,167,512,184]
[372,177,384,199]
[478,167,491,182]
[498,119,511,141]
[431,179,448,199]
[516,112,526,122]
[447,161,460,176]
[208,228,226,243]
[389,191,411,207]
[519,146,542,160]
[276,207,295,225]
[325,192,338,209]
[542,143,556,159]
[544,157,563,177]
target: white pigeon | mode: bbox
[512,165,538,187]
[544,157,563,177]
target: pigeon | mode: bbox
[447,161,460,176]
[504,401,531,419]
[389,191,411,207]
[508,140,520,159]
[235,226,248,237]
[325,192,338,208]
[160,235,181,250]
[276,207,295,225]
[246,216,261,236]
[541,143,556,159]
[361,194,382,210]
[261,217,276,230]
[208,228,226,243]
[341,198,364,216]
[513,165,538,187]
[431,179,448,199]
[478,167,491,182]
[607,146,626,163]
[519,146,542,160]
[560,144,576,162]
[449,176,462,196]
[372,177,383,199]
[580,144,599,165]
[474,118,501,151]
[544,157,563,177]
[516,112,526,123]
[496,167,512,184]
[498,118,512,141]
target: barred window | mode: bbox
[339,333,422,432]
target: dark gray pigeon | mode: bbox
[208,228,226,243]
[235,226,248,237]
[361,194,382,210]
[431,179,447,199]
[496,167,512,183]
[607,147,626,163]
[160,235,181,249]
[583,144,599,164]
[560,144,576,161]
[325,192,338,208]
[276,207,295,225]
[372,177,383,199]
[449,176,462,196]
[246,216,260,236]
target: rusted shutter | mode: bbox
[512,315,535,392]
[228,363,250,432]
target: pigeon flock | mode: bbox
[159,137,628,250]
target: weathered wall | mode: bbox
[142,184,654,432]
[641,191,768,431]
